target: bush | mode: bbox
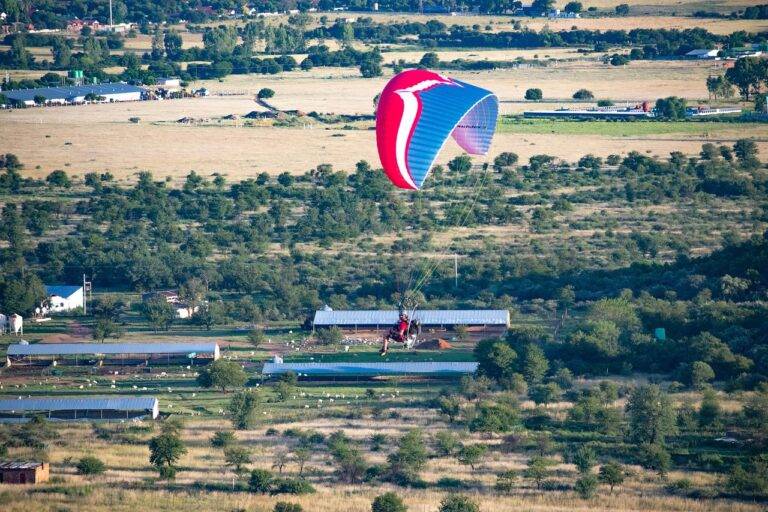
[249,468,274,493]
[495,470,517,493]
[372,492,407,512]
[158,466,177,480]
[271,478,316,495]
[438,494,479,512]
[573,89,594,100]
[210,431,236,448]
[274,502,303,512]
[525,88,543,101]
[574,474,599,499]
[76,456,106,476]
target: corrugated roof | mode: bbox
[8,342,218,357]
[44,285,82,298]
[263,362,478,376]
[313,310,509,326]
[0,396,158,412]
[4,83,145,102]
[0,461,46,469]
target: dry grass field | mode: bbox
[2,59,763,182]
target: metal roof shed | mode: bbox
[0,396,159,422]
[312,310,510,328]
[7,342,219,357]
[263,361,478,377]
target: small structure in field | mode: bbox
[6,342,220,367]
[44,285,84,313]
[141,290,198,318]
[0,461,50,484]
[0,397,159,422]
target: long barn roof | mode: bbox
[4,83,145,102]
[263,362,478,376]
[7,342,218,357]
[0,396,158,412]
[313,309,509,326]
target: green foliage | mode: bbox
[148,433,186,472]
[525,88,543,100]
[258,88,275,100]
[698,389,721,429]
[228,390,259,430]
[572,445,596,474]
[654,96,687,120]
[387,429,428,485]
[274,502,303,512]
[626,385,677,445]
[437,395,461,423]
[76,456,106,476]
[141,297,175,332]
[524,457,556,489]
[372,492,407,512]
[224,445,252,475]
[640,443,671,477]
[456,443,487,469]
[727,455,768,497]
[598,462,625,493]
[572,88,593,100]
[495,469,517,493]
[210,430,236,448]
[574,474,599,499]
[469,401,519,434]
[316,326,343,344]
[46,170,71,188]
[434,431,460,456]
[248,328,267,348]
[438,494,479,512]
[249,468,274,493]
[197,360,248,392]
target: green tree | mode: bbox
[469,401,519,434]
[258,88,275,100]
[197,360,248,392]
[572,445,596,474]
[249,468,274,493]
[524,456,555,489]
[654,96,687,119]
[598,461,625,493]
[46,170,71,187]
[698,388,721,429]
[522,344,549,385]
[210,430,236,448]
[574,474,599,499]
[92,318,123,343]
[419,52,440,68]
[372,492,407,512]
[640,443,671,477]
[493,152,518,171]
[525,88,543,100]
[529,383,562,407]
[76,455,106,476]
[626,385,677,445]
[228,390,258,429]
[387,429,428,484]
[688,361,715,389]
[438,395,461,423]
[438,494,479,512]
[163,30,183,59]
[733,138,759,168]
[572,88,593,100]
[456,443,487,470]
[141,297,175,332]
[248,328,267,348]
[148,432,187,478]
[316,326,343,344]
[725,57,766,100]
[224,445,252,476]
[495,469,517,493]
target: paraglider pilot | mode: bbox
[380,310,411,356]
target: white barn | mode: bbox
[44,285,84,313]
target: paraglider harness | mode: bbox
[386,304,421,349]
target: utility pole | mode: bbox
[109,0,114,28]
[454,254,458,288]
[82,274,92,315]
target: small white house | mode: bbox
[44,285,84,313]
[156,77,181,88]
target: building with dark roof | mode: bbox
[0,461,50,484]
[3,83,146,106]
[0,396,159,422]
[263,361,478,379]
[6,342,220,366]
[44,284,84,313]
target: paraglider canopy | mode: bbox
[376,69,499,190]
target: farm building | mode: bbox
[263,361,478,379]
[141,290,198,319]
[0,397,159,422]
[523,107,652,120]
[0,462,50,484]
[312,309,509,339]
[3,83,146,106]
[156,77,181,88]
[44,285,84,313]
[685,49,719,59]
[5,342,220,367]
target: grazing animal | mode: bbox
[9,314,23,336]
[0,313,6,335]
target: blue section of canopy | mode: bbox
[407,79,498,188]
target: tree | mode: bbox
[615,3,630,15]
[725,57,765,100]
[529,383,562,407]
[626,385,677,445]
[574,474,599,499]
[148,432,187,478]
[524,456,555,489]
[438,494,479,512]
[688,361,715,389]
[228,390,258,429]
[564,1,583,12]
[258,88,275,100]
[733,138,759,168]
[493,152,518,171]
[160,416,185,436]
[360,59,382,78]
[197,360,248,392]
[572,88,594,100]
[46,170,70,187]
[76,456,106,476]
[372,492,407,512]
[495,470,517,493]
[525,88,543,100]
[474,338,517,383]
[387,429,428,484]
[456,443,487,470]
[249,468,274,493]
[434,431,459,456]
[274,503,303,512]
[640,443,671,477]
[654,96,687,120]
[419,52,440,68]
[248,328,267,348]
[164,30,183,59]
[698,388,721,429]
[598,462,625,493]
[438,395,461,423]
[331,443,367,483]
[211,431,236,448]
[522,344,549,385]
[292,447,310,476]
[141,297,175,332]
[572,445,596,474]
[531,0,555,14]
[316,326,343,344]
[469,401,519,434]
[225,446,252,476]
[92,318,123,343]
[706,75,733,100]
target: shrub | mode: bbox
[573,89,594,100]
[574,474,599,499]
[158,466,177,480]
[525,88,543,101]
[271,478,316,495]
[495,470,517,493]
[249,468,274,493]
[372,492,407,512]
[210,431,236,448]
[274,503,303,512]
[438,494,479,512]
[76,456,106,476]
